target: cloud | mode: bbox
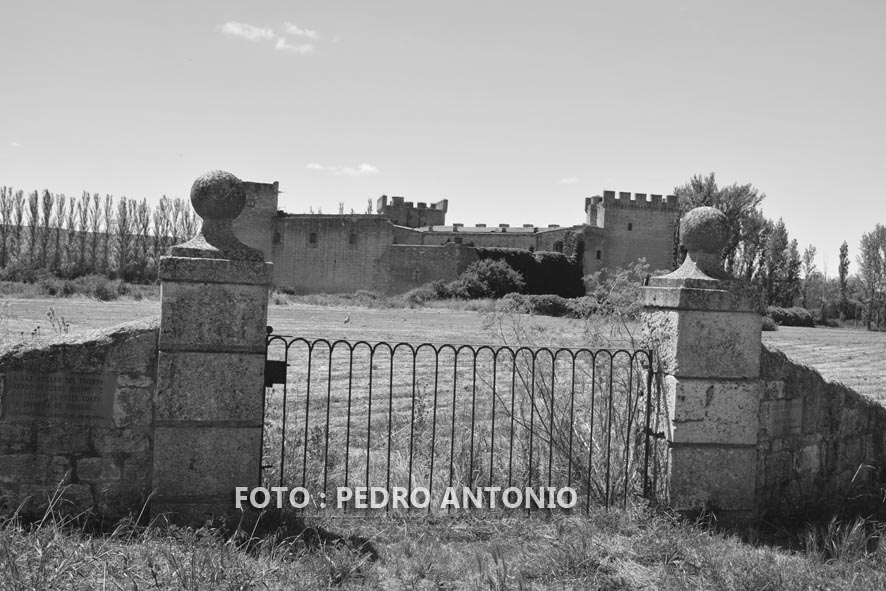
[219,21,275,41]
[8,141,22,148]
[283,22,319,39]
[275,38,313,54]
[219,20,323,55]
[558,177,579,185]
[342,163,379,176]
[307,162,379,176]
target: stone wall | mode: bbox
[756,344,886,517]
[378,243,479,294]
[271,215,393,294]
[0,319,158,520]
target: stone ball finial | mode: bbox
[169,170,263,261]
[680,206,728,255]
[190,170,247,221]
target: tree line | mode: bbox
[0,187,199,283]
[674,173,886,330]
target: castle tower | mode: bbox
[584,190,679,273]
[232,180,280,261]
[376,195,448,227]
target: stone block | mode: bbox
[797,444,821,474]
[152,426,261,497]
[0,422,34,454]
[0,454,51,484]
[122,451,152,481]
[763,380,785,401]
[765,451,792,485]
[669,444,756,511]
[664,376,760,445]
[158,282,268,352]
[649,310,761,378]
[77,457,122,481]
[118,374,154,388]
[93,428,150,454]
[105,326,159,374]
[36,422,91,454]
[159,256,271,286]
[156,352,264,423]
[113,387,154,428]
[48,455,73,485]
[643,285,756,312]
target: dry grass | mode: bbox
[7,503,886,590]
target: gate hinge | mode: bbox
[642,427,666,440]
[264,360,287,387]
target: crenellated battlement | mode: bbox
[586,190,678,211]
[376,195,449,228]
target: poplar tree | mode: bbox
[26,190,39,266]
[0,187,12,268]
[40,190,54,268]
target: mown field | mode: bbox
[1,297,883,402]
[4,296,886,589]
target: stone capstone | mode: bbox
[680,206,728,254]
[190,170,247,221]
[170,170,264,261]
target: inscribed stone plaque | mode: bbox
[769,398,804,437]
[0,371,116,426]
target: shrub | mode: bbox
[761,315,778,331]
[501,293,596,318]
[524,294,572,317]
[402,283,441,304]
[447,260,525,299]
[475,247,583,297]
[767,306,815,328]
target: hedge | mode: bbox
[475,247,584,298]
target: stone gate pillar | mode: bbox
[642,207,762,522]
[152,170,271,523]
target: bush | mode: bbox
[447,260,525,299]
[402,283,442,304]
[761,315,778,331]
[767,306,815,328]
[475,247,583,297]
[501,293,594,318]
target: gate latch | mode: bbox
[264,360,287,387]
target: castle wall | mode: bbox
[270,215,392,294]
[393,225,585,251]
[233,181,679,295]
[586,190,677,274]
[378,243,478,294]
[234,181,279,261]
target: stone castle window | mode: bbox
[595,250,602,260]
[627,223,633,231]
[349,232,358,245]
[309,232,318,248]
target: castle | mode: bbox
[231,182,679,295]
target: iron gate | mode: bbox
[262,327,666,513]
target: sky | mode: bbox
[2,1,884,276]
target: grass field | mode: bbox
[2,297,883,402]
[4,296,886,588]
[762,326,886,403]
